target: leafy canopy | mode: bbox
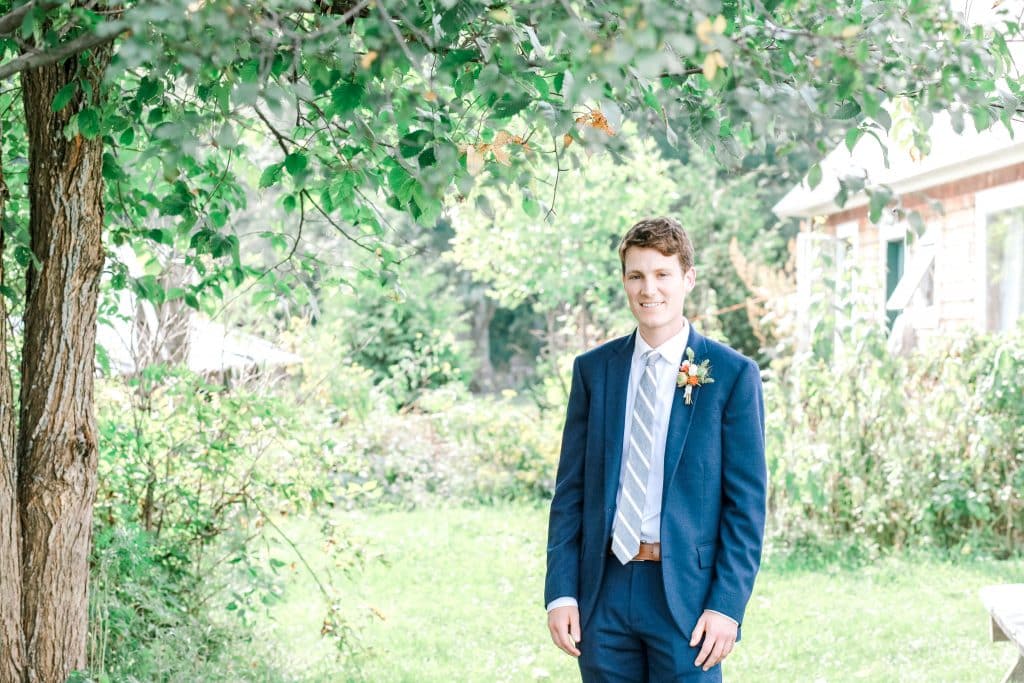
[1,0,1019,310]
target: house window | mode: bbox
[984,209,1024,332]
[886,229,937,312]
[885,240,905,330]
[976,182,1024,332]
[878,217,907,332]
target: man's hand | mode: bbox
[690,610,737,671]
[547,605,581,657]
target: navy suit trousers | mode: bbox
[579,557,723,683]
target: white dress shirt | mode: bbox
[618,322,690,543]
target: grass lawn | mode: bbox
[266,504,1021,682]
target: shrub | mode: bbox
[328,386,561,508]
[88,365,364,679]
[767,316,1024,558]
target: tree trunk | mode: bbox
[0,117,27,683]
[469,294,496,392]
[17,46,110,682]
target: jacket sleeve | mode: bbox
[544,356,590,606]
[704,358,767,624]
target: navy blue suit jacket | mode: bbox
[544,325,767,637]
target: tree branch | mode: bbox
[0,23,125,82]
[0,0,61,38]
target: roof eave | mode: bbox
[774,140,1024,220]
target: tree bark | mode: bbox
[0,115,27,683]
[469,293,496,392]
[17,44,110,681]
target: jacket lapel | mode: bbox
[662,325,706,492]
[603,331,635,509]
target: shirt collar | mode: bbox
[634,318,690,368]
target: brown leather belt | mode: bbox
[609,541,661,562]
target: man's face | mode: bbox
[622,246,696,344]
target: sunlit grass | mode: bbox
[265,505,1021,682]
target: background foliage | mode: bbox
[767,314,1024,559]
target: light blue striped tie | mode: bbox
[611,350,658,564]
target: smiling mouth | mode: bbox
[640,302,663,308]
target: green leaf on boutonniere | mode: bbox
[677,347,714,405]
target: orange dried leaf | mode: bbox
[492,144,511,165]
[360,50,379,69]
[466,145,485,175]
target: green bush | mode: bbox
[88,366,363,679]
[329,386,560,508]
[314,266,475,409]
[767,317,1024,558]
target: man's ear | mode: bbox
[685,267,697,292]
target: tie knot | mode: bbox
[642,350,659,368]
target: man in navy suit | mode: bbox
[545,217,767,681]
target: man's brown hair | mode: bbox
[617,216,695,274]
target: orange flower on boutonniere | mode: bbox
[677,347,714,405]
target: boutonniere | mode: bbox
[677,347,714,405]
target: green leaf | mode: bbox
[77,108,100,139]
[14,246,33,268]
[284,152,308,176]
[19,6,35,39]
[331,81,364,114]
[399,130,432,159]
[832,100,861,120]
[533,75,551,100]
[807,163,823,190]
[259,162,284,189]
[642,87,662,114]
[868,188,891,224]
[133,275,165,304]
[491,94,530,119]
[160,191,190,216]
[95,343,111,376]
[138,77,160,103]
[522,195,540,218]
[439,48,478,71]
[872,107,892,131]
[844,127,863,151]
[147,228,174,245]
[388,164,415,203]
[971,105,991,131]
[239,59,260,83]
[51,83,77,113]
[440,3,479,34]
